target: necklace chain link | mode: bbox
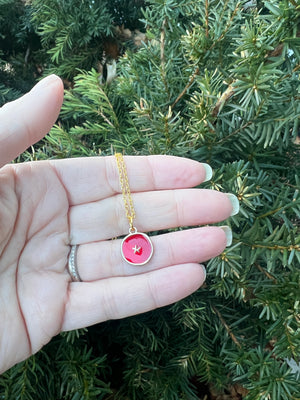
[115,153,136,231]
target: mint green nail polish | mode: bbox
[202,163,213,182]
[227,193,240,216]
[219,226,233,247]
[200,264,207,281]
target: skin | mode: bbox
[0,75,234,374]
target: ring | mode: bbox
[68,245,82,282]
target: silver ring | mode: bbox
[68,245,82,282]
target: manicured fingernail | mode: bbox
[200,264,207,281]
[32,74,61,91]
[219,226,232,247]
[227,193,240,216]
[202,163,213,182]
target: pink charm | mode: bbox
[121,231,153,265]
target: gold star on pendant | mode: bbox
[132,245,141,254]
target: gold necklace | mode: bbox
[115,153,153,265]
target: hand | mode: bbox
[0,75,237,373]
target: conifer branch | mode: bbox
[216,121,252,144]
[212,82,236,117]
[160,18,170,98]
[289,0,297,6]
[254,263,277,282]
[215,96,266,144]
[284,324,298,360]
[2,0,300,397]
[171,67,200,108]
[160,18,167,67]
[205,0,209,38]
[276,62,300,84]
[212,306,242,349]
[99,112,115,128]
[208,2,240,51]
[242,242,300,252]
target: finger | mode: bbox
[0,75,64,168]
[50,155,212,206]
[62,263,206,331]
[76,226,230,281]
[69,189,238,243]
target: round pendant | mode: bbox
[121,231,153,266]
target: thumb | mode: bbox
[0,74,64,168]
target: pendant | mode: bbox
[121,229,153,266]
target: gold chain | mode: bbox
[115,153,136,232]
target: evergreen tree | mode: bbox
[0,0,146,105]
[0,0,40,104]
[0,0,300,399]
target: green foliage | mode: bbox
[225,346,300,400]
[30,0,147,78]
[0,0,40,103]
[31,0,114,76]
[0,330,111,400]
[1,0,300,399]
[0,0,145,104]
[106,0,146,30]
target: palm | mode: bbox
[0,75,236,374]
[0,162,69,372]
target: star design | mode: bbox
[132,245,141,254]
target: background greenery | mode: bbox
[0,0,300,399]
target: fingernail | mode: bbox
[200,264,207,281]
[227,193,240,216]
[202,163,213,182]
[219,226,232,247]
[32,74,61,91]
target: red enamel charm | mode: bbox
[121,231,153,265]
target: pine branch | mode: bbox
[216,121,253,144]
[208,1,241,51]
[160,17,170,99]
[276,62,300,84]
[2,1,300,398]
[254,263,277,283]
[160,18,166,67]
[212,81,236,117]
[243,242,300,252]
[212,306,242,349]
[205,0,209,38]
[171,67,199,108]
